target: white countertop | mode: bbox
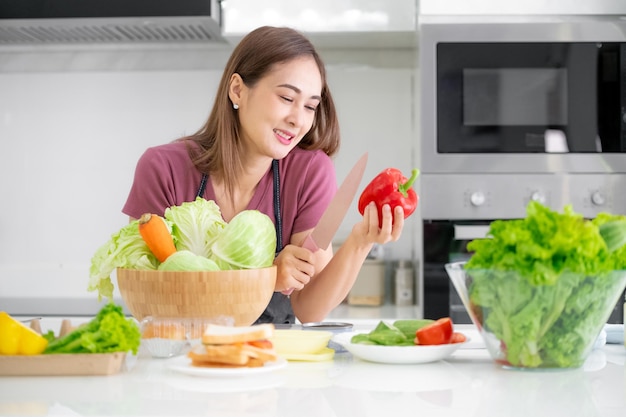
[0,321,624,417]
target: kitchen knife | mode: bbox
[281,152,368,296]
[301,152,368,252]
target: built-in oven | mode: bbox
[418,12,626,324]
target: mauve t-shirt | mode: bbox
[122,140,337,324]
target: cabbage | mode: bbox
[88,220,158,300]
[210,210,276,270]
[164,197,226,258]
[158,250,220,271]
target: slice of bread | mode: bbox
[188,341,278,368]
[188,344,250,366]
[201,323,275,345]
[241,343,278,362]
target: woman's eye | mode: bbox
[280,96,293,103]
[305,105,317,111]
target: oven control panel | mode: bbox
[421,173,626,220]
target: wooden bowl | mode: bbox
[116,266,277,326]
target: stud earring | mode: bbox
[233,103,239,110]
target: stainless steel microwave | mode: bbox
[419,15,626,175]
[437,42,625,154]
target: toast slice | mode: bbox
[188,344,250,366]
[188,323,278,368]
[201,323,275,345]
[188,342,278,368]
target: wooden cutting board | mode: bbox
[0,352,126,376]
[0,318,126,376]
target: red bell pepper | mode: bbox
[358,168,419,227]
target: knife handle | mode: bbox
[302,234,319,252]
[280,235,319,296]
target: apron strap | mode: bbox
[272,159,283,253]
[196,174,208,198]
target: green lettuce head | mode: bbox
[157,250,220,271]
[210,210,277,270]
[165,197,226,258]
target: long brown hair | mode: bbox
[184,26,340,198]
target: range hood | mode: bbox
[222,0,417,49]
[0,0,225,45]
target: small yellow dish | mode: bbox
[271,329,333,355]
[280,347,335,362]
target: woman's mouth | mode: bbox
[274,129,294,145]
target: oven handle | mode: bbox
[453,225,491,241]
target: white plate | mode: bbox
[332,332,469,364]
[167,356,288,377]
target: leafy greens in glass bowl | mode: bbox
[446,201,626,370]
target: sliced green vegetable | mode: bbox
[350,333,377,345]
[393,319,435,339]
[350,321,415,346]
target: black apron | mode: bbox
[196,160,295,324]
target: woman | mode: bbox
[122,26,405,324]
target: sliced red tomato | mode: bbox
[450,332,467,344]
[246,339,273,349]
[415,317,454,345]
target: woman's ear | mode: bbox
[228,73,244,106]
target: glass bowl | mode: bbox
[445,261,626,370]
[140,316,234,358]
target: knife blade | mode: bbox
[281,152,368,296]
[301,152,368,252]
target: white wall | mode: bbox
[0,46,417,313]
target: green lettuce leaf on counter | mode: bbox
[44,302,141,355]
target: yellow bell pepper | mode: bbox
[0,312,48,355]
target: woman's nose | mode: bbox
[286,107,304,127]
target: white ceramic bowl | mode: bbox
[332,332,467,364]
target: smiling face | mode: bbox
[229,56,323,161]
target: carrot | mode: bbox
[138,213,177,263]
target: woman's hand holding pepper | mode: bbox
[354,202,405,246]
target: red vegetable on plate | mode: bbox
[358,168,419,227]
[450,332,467,344]
[415,317,453,345]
